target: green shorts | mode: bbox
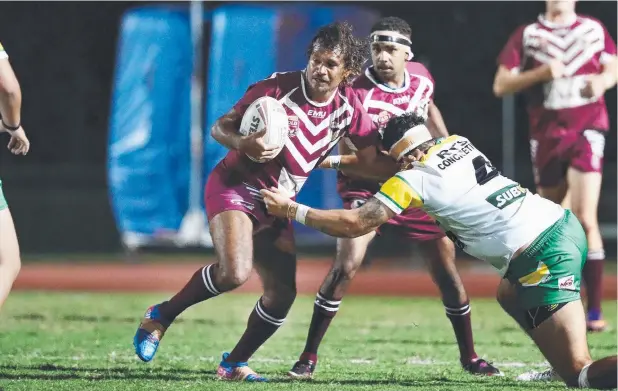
[504,210,587,310]
[0,179,7,211]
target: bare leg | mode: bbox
[0,208,21,312]
[289,231,376,378]
[421,237,500,375]
[134,210,255,362]
[567,168,606,331]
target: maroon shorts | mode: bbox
[204,164,294,243]
[342,196,445,242]
[530,129,606,187]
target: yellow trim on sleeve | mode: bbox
[378,175,423,211]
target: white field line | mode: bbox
[1,352,550,368]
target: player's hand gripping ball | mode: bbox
[239,96,289,163]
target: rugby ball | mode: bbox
[239,96,289,163]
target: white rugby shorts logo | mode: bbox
[230,199,255,210]
[558,275,576,291]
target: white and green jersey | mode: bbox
[0,42,7,60]
[374,135,564,275]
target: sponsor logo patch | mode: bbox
[558,275,576,291]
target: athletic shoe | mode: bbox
[133,304,171,362]
[463,358,503,376]
[516,368,561,382]
[216,352,267,382]
[288,358,316,379]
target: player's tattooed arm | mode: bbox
[304,197,394,238]
[261,187,395,238]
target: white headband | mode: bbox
[370,30,414,60]
[388,124,432,161]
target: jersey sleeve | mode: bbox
[374,172,424,215]
[0,42,7,60]
[497,26,525,72]
[600,22,617,64]
[344,91,379,151]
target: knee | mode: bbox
[0,253,21,281]
[215,261,253,290]
[496,281,516,311]
[334,253,364,281]
[262,284,297,314]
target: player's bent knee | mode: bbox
[262,285,297,314]
[340,258,362,280]
[496,280,517,310]
[216,263,253,290]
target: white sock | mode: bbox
[578,363,592,388]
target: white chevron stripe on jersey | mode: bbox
[283,94,353,137]
[529,19,603,49]
[277,167,309,195]
[564,41,605,76]
[284,137,330,173]
[365,99,406,116]
[407,74,433,112]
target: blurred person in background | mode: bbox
[288,17,501,379]
[0,41,30,312]
[493,0,617,333]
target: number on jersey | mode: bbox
[473,156,499,185]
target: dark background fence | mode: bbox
[0,1,615,254]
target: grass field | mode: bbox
[0,292,615,391]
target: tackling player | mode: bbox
[133,22,398,382]
[261,112,618,390]
[0,41,30,313]
[493,0,617,332]
[288,17,500,378]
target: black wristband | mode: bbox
[1,120,20,131]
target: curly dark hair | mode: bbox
[381,112,431,153]
[370,16,412,39]
[306,21,369,85]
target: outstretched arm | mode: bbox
[320,148,399,181]
[260,187,395,238]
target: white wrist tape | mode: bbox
[330,155,342,170]
[295,204,309,225]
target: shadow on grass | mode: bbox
[0,364,565,388]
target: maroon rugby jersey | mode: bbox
[220,71,377,196]
[337,62,435,198]
[498,14,617,139]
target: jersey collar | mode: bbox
[537,13,577,29]
[300,70,338,107]
[365,66,410,93]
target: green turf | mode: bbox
[0,292,615,390]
